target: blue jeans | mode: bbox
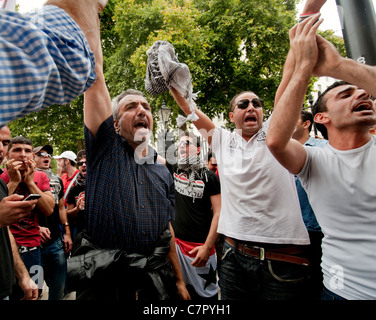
[219,240,309,300]
[11,247,42,300]
[41,237,67,300]
[321,286,346,300]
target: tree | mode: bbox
[7,0,345,151]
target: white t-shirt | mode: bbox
[211,120,309,245]
[298,136,376,300]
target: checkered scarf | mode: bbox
[177,155,207,202]
[145,41,199,126]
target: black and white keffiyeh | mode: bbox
[177,155,207,202]
[145,40,199,126]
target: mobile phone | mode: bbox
[23,194,42,201]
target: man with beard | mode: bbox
[66,150,86,242]
[53,151,79,207]
[34,144,72,300]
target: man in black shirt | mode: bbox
[169,133,221,300]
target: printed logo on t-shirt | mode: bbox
[174,172,205,199]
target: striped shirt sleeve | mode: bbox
[0,5,96,126]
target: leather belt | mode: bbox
[225,237,309,266]
[18,246,38,254]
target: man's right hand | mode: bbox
[0,194,38,227]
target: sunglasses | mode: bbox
[78,161,86,166]
[36,152,51,158]
[236,98,264,110]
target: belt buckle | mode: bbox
[18,246,27,254]
[253,246,265,261]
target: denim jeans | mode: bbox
[11,247,42,300]
[321,286,346,300]
[41,237,67,300]
[219,240,309,300]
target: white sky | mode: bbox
[17,0,376,37]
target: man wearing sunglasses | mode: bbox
[167,133,221,300]
[170,86,309,299]
[34,145,72,300]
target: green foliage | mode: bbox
[8,0,345,151]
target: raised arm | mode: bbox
[314,35,376,98]
[267,15,323,174]
[170,88,216,145]
[301,0,327,15]
[83,43,112,137]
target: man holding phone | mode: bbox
[0,127,40,300]
[0,136,54,299]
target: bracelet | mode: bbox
[63,222,69,227]
[299,12,319,23]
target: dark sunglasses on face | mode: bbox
[36,152,51,158]
[78,161,86,166]
[236,98,264,110]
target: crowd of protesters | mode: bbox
[1,0,376,302]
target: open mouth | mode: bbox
[244,115,257,123]
[134,120,148,130]
[352,101,374,112]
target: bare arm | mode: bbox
[190,193,221,267]
[83,60,112,137]
[80,2,112,137]
[267,15,322,174]
[168,222,191,300]
[302,0,327,13]
[274,49,295,107]
[8,228,38,300]
[59,198,72,253]
[314,35,376,98]
[170,88,215,145]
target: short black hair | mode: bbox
[179,131,201,148]
[77,149,86,162]
[229,91,258,112]
[8,136,33,151]
[311,80,348,139]
[301,110,313,132]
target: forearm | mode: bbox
[170,87,215,143]
[8,228,29,280]
[203,197,221,251]
[331,58,376,98]
[275,49,295,107]
[168,223,185,284]
[302,0,327,13]
[59,200,71,235]
[7,182,19,195]
[269,70,311,148]
[66,206,80,217]
[27,188,54,216]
